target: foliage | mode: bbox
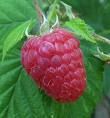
[0,0,109,118]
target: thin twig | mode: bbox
[94,33,110,45]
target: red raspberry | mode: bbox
[21,28,86,103]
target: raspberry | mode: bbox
[21,28,86,103]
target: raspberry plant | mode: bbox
[0,0,110,118]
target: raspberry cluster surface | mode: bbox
[21,28,86,103]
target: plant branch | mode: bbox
[94,33,110,45]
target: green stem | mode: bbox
[94,47,110,62]
[48,0,59,22]
[94,34,110,45]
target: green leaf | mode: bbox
[0,0,40,58]
[63,0,107,33]
[2,20,34,60]
[0,39,104,118]
[0,0,37,23]
[0,0,38,40]
[0,53,47,118]
[64,18,96,43]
